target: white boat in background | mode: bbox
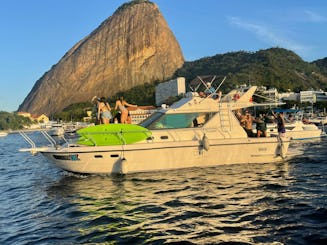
[309,116,327,126]
[266,121,323,140]
[0,131,8,137]
[266,109,323,140]
[48,124,65,136]
[19,84,291,175]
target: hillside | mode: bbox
[56,47,327,120]
[312,57,327,75]
[175,48,327,93]
[18,0,184,116]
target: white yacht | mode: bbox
[20,86,291,174]
[309,116,327,126]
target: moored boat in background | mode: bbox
[0,131,8,137]
[309,115,327,126]
[266,109,324,140]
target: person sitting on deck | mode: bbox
[214,91,222,102]
[204,82,217,98]
[288,114,294,122]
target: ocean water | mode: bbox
[0,133,326,245]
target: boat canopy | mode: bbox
[272,109,301,113]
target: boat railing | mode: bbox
[19,130,36,149]
[40,130,57,147]
[19,130,69,151]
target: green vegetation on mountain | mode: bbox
[175,47,327,93]
[53,102,93,122]
[0,111,32,130]
[45,47,327,121]
[312,57,327,75]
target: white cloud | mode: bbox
[303,10,327,22]
[227,16,311,56]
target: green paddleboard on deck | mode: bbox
[77,124,152,146]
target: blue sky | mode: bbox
[1,0,327,112]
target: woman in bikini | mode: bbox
[97,97,112,124]
[115,96,137,124]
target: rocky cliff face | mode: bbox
[18,1,184,115]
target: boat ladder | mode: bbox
[219,103,233,132]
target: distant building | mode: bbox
[155,77,185,106]
[17,111,32,118]
[83,110,93,122]
[34,114,50,123]
[300,90,316,103]
[262,87,278,102]
[17,111,49,123]
[314,90,327,102]
[127,106,157,124]
[276,89,327,103]
[279,92,298,102]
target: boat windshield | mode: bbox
[140,112,215,129]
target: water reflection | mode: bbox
[3,133,326,244]
[45,162,298,244]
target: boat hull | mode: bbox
[40,137,289,174]
[268,128,322,140]
[286,130,322,140]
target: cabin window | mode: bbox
[53,154,80,161]
[141,112,215,129]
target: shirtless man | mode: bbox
[240,111,254,137]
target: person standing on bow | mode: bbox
[115,96,137,124]
[276,112,286,137]
[91,96,100,124]
[97,97,112,124]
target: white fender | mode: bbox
[202,134,210,151]
[278,136,287,159]
[120,158,128,174]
